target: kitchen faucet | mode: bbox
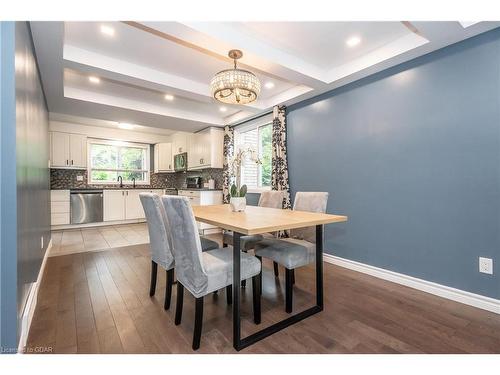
[132,177,136,188]
[117,175,123,188]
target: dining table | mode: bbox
[192,204,348,351]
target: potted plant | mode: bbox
[228,146,261,212]
[229,184,247,212]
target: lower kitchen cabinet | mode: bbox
[103,189,164,222]
[103,190,126,221]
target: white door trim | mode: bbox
[17,239,52,353]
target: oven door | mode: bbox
[174,152,188,172]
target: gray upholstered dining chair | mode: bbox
[254,192,329,313]
[222,190,285,285]
[161,195,262,350]
[139,193,218,311]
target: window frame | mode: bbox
[235,121,272,194]
[87,138,151,185]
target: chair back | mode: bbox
[258,190,285,209]
[161,195,208,295]
[290,192,329,243]
[139,193,174,269]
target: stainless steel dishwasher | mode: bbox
[70,190,104,224]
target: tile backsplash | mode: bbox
[50,168,224,190]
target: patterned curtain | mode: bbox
[222,125,234,203]
[271,105,291,209]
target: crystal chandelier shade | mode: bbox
[210,50,260,105]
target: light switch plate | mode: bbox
[76,175,84,181]
[479,257,493,274]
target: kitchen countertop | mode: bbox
[51,187,222,191]
[52,187,178,191]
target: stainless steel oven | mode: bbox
[70,190,103,224]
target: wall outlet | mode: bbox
[76,175,84,181]
[40,236,44,250]
[479,257,493,275]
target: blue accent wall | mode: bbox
[1,21,50,352]
[287,29,500,299]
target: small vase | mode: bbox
[230,197,246,212]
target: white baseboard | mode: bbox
[17,238,52,353]
[323,253,500,315]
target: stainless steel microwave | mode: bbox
[174,152,188,172]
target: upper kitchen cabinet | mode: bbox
[171,132,188,155]
[154,142,174,172]
[187,127,224,170]
[50,131,87,169]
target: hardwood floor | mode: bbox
[27,234,500,354]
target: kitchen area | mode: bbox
[48,117,225,257]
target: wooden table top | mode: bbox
[192,204,348,235]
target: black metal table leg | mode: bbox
[232,225,325,351]
[232,231,241,350]
[316,224,324,309]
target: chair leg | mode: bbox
[222,242,228,248]
[256,255,263,295]
[285,268,293,313]
[175,282,184,325]
[226,285,232,305]
[149,261,158,296]
[164,269,174,310]
[291,269,295,285]
[273,261,279,277]
[252,275,261,324]
[192,297,204,350]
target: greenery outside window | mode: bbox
[235,122,272,192]
[88,139,150,185]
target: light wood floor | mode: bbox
[27,233,500,354]
[50,223,150,257]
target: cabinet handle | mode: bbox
[168,164,171,169]
[122,191,124,196]
[71,160,74,165]
[66,160,68,165]
[126,191,128,196]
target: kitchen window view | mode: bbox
[89,140,150,184]
[236,123,272,191]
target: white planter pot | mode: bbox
[230,197,246,212]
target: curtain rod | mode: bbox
[229,109,273,128]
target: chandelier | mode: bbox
[210,50,261,105]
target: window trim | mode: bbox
[87,138,151,185]
[234,121,272,191]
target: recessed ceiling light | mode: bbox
[346,36,361,47]
[164,94,174,101]
[118,123,134,130]
[264,82,275,89]
[88,76,100,84]
[219,106,227,113]
[100,25,115,37]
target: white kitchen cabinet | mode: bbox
[104,189,165,222]
[178,189,223,232]
[50,131,87,169]
[50,132,70,167]
[172,132,188,155]
[187,128,223,170]
[103,190,126,221]
[125,190,145,220]
[50,190,70,226]
[154,143,174,172]
[69,134,87,168]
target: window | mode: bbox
[88,139,150,184]
[235,122,272,192]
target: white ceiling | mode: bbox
[30,21,500,133]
